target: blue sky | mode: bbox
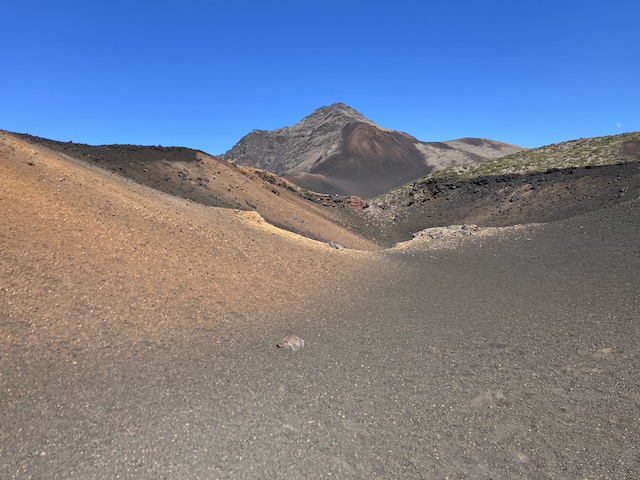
[2,0,638,153]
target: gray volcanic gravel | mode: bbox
[2,200,638,479]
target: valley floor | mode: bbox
[1,133,639,478]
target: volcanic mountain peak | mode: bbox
[223,103,377,176]
[261,103,382,156]
[223,103,525,198]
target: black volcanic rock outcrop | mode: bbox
[223,103,524,198]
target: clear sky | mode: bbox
[2,0,638,153]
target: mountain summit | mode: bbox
[223,103,379,176]
[302,102,378,128]
[223,103,524,198]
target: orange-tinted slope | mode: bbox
[11,133,379,250]
[0,132,379,346]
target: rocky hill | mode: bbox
[360,131,640,246]
[6,131,378,250]
[223,103,524,198]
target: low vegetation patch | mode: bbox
[421,131,640,181]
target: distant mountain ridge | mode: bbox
[223,103,525,198]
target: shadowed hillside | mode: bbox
[9,132,379,251]
[360,132,640,246]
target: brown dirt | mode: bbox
[289,123,434,198]
[11,133,379,251]
[0,132,378,344]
